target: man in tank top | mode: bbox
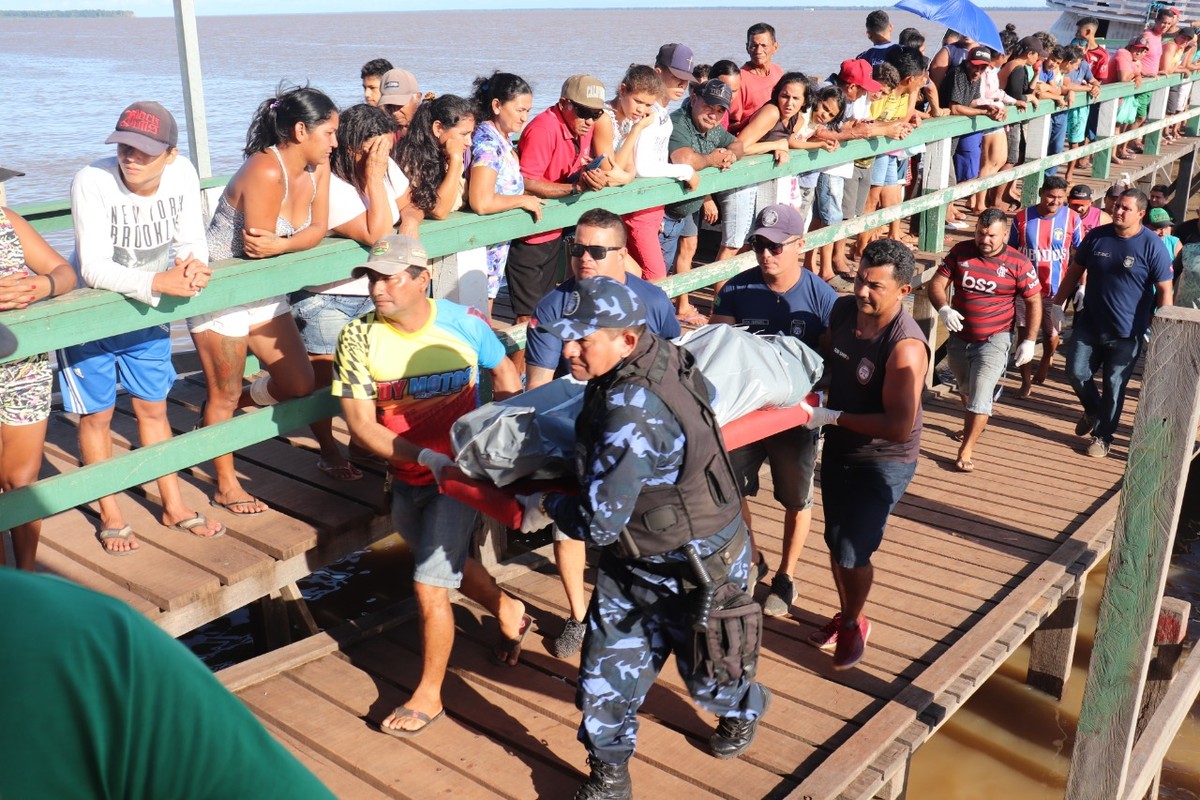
[799,239,929,672]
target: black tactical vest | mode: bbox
[575,334,742,558]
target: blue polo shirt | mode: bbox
[1076,224,1173,338]
[712,266,838,348]
[525,275,682,373]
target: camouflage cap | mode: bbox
[351,234,430,278]
[549,276,647,341]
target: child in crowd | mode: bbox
[192,86,338,512]
[62,101,222,554]
[1062,45,1102,182]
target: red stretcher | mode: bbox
[440,394,816,528]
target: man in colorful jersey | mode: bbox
[931,209,1041,472]
[799,239,929,671]
[517,277,769,800]
[1052,188,1174,458]
[711,204,839,618]
[524,208,680,659]
[1009,176,1083,393]
[333,234,529,737]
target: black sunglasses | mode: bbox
[570,101,604,121]
[750,236,795,255]
[566,236,622,260]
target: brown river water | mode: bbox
[4,7,1198,796]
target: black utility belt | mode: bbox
[625,523,746,588]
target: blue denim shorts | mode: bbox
[391,481,479,589]
[716,185,756,248]
[870,154,901,186]
[947,331,1012,416]
[822,457,916,569]
[816,173,845,225]
[291,290,374,355]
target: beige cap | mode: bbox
[378,69,421,107]
[561,74,606,110]
[351,234,430,278]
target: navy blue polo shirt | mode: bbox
[712,266,839,349]
[1076,224,1173,338]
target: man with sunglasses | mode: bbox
[524,208,680,659]
[333,234,530,738]
[710,204,839,619]
[509,74,612,355]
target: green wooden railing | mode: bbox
[4,72,1198,533]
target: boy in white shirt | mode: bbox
[60,101,224,555]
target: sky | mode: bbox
[5,0,1044,15]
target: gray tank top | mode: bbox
[823,295,929,463]
[207,145,316,260]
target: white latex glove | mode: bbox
[938,305,964,333]
[1014,339,1036,367]
[1050,303,1066,330]
[1073,287,1085,312]
[417,448,454,485]
[516,493,552,533]
[799,399,842,430]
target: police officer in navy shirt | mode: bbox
[525,207,681,660]
[518,277,769,800]
[710,203,838,617]
[1053,188,1173,458]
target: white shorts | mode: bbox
[188,295,291,337]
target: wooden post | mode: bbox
[1186,79,1200,137]
[1025,579,1084,700]
[1179,244,1200,308]
[1168,143,1196,225]
[1143,87,1170,157]
[279,582,320,637]
[1021,108,1052,207]
[171,0,211,179]
[1133,597,1190,800]
[430,248,490,312]
[912,267,939,389]
[1092,98,1120,181]
[1064,306,1200,800]
[874,756,910,800]
[918,136,952,255]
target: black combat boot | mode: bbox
[709,685,772,759]
[573,755,632,800]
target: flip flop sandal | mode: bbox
[210,497,267,516]
[492,613,534,667]
[955,458,975,473]
[96,525,138,556]
[317,459,364,482]
[167,514,225,538]
[379,705,446,738]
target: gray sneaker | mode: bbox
[1075,412,1097,437]
[552,617,586,658]
[1086,436,1110,458]
[762,574,795,617]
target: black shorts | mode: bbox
[506,237,565,317]
[729,426,819,511]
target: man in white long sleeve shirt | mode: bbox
[59,101,224,555]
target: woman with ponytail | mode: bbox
[191,85,339,513]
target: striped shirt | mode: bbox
[937,241,1041,342]
[1010,205,1083,296]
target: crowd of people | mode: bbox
[0,11,1193,800]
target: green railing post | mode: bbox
[1143,86,1170,156]
[918,137,952,254]
[1092,97,1120,181]
[1186,87,1200,137]
[1021,103,1052,206]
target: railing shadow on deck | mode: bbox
[5,73,1199,554]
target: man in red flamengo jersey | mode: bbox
[928,208,1042,472]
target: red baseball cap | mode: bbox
[838,59,882,92]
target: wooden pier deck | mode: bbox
[215,362,1130,799]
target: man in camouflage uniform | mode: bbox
[519,277,770,800]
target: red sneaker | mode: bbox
[832,616,870,671]
[807,613,843,651]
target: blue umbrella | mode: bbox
[893,0,1004,54]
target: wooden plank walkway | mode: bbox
[215,359,1132,799]
[28,372,393,636]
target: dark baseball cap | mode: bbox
[1068,184,1093,200]
[105,101,178,156]
[656,43,696,83]
[696,78,733,109]
[967,46,994,65]
[549,276,647,341]
[1018,35,1048,57]
[351,234,430,278]
[751,204,807,243]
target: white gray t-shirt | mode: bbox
[318,159,409,295]
[822,93,872,179]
